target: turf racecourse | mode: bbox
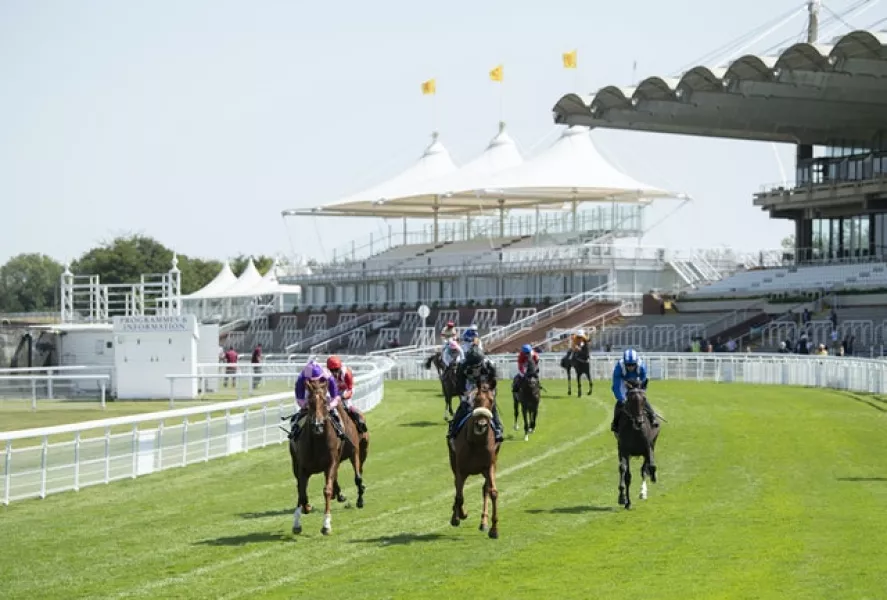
[1,380,886,600]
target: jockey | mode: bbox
[611,348,658,433]
[447,344,504,449]
[462,323,481,353]
[287,360,346,440]
[326,355,368,434]
[440,320,458,351]
[442,339,464,370]
[571,329,588,353]
[512,343,540,395]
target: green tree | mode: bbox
[0,253,64,313]
[177,256,223,295]
[72,235,176,285]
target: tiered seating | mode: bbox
[690,262,887,297]
[472,308,498,331]
[593,312,735,351]
[275,315,302,350]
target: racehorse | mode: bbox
[449,377,500,539]
[561,340,592,397]
[615,379,660,510]
[440,363,461,421]
[513,360,541,442]
[424,351,445,378]
[289,379,368,535]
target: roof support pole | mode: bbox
[402,217,408,245]
[807,0,820,44]
[433,196,440,243]
[571,198,578,231]
[498,198,506,238]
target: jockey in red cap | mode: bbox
[326,355,368,433]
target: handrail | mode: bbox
[538,305,624,351]
[481,283,621,346]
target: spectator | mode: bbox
[224,346,238,387]
[251,343,263,389]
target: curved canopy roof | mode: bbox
[552,29,887,145]
[283,124,676,219]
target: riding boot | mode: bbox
[287,408,307,441]
[349,407,368,433]
[329,408,347,440]
[491,402,505,443]
[610,401,621,433]
[643,398,659,427]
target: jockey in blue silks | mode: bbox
[611,348,658,432]
[461,324,481,353]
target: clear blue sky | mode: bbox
[1,0,883,266]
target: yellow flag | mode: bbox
[562,50,577,69]
[489,64,503,82]
[421,78,436,95]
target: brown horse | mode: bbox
[615,379,660,510]
[289,379,367,535]
[440,363,461,421]
[449,378,501,539]
[561,341,592,396]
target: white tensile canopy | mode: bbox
[185,260,238,299]
[249,259,302,296]
[283,125,677,221]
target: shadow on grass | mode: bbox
[237,508,293,519]
[837,477,887,482]
[840,392,887,414]
[349,532,454,546]
[399,421,439,428]
[196,531,294,546]
[525,505,617,515]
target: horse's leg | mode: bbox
[565,367,572,396]
[521,400,530,442]
[321,462,337,535]
[647,433,658,484]
[488,464,499,539]
[530,404,538,432]
[333,478,346,503]
[512,391,520,431]
[618,452,629,509]
[479,479,490,532]
[293,471,309,534]
[352,443,366,509]
[575,364,583,397]
[624,458,633,510]
[451,471,468,526]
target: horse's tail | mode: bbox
[424,354,435,370]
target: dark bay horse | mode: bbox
[561,341,592,396]
[424,350,445,378]
[615,379,660,510]
[513,361,541,441]
[289,379,367,535]
[440,363,461,421]
[449,378,500,539]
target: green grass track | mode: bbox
[1,380,886,599]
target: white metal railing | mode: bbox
[0,355,394,505]
[481,283,635,347]
[0,375,111,410]
[387,352,887,396]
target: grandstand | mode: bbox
[548,3,887,356]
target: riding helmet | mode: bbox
[521,344,533,354]
[326,355,342,371]
[622,348,639,365]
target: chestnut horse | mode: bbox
[289,379,368,535]
[449,378,501,539]
[615,379,660,510]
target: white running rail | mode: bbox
[1,355,394,505]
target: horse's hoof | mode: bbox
[618,494,626,506]
[524,434,529,442]
[336,494,347,503]
[302,504,312,514]
[488,529,499,539]
[292,526,302,535]
[450,517,461,527]
[624,503,631,510]
[479,523,487,532]
[356,496,364,509]
[513,423,519,431]
[321,527,331,536]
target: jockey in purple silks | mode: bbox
[287,360,346,440]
